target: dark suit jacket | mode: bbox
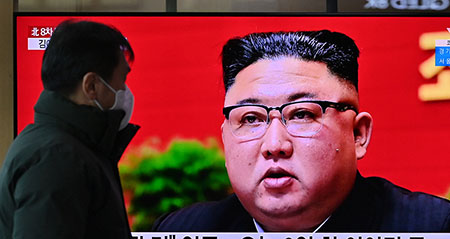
[153,172,450,232]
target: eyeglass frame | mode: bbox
[223,100,358,139]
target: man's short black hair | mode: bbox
[41,20,134,95]
[221,30,360,92]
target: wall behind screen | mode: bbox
[16,0,325,12]
[0,1,14,168]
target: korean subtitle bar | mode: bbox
[28,26,55,38]
[435,39,450,66]
[131,233,449,239]
[28,38,50,50]
[435,39,450,47]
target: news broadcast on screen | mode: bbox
[8,13,450,238]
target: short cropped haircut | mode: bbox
[41,20,134,95]
[221,30,359,92]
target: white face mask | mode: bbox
[94,77,134,131]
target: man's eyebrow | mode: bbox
[287,92,317,102]
[236,98,260,105]
[235,93,316,105]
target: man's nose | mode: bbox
[261,114,293,159]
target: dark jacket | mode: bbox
[153,172,450,232]
[0,90,139,239]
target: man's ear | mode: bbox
[82,72,100,100]
[221,120,226,144]
[353,112,373,160]
[221,120,228,169]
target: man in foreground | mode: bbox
[0,20,139,238]
[153,30,450,232]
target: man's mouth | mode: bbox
[261,167,296,189]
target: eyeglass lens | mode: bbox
[228,102,324,140]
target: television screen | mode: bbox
[14,14,450,230]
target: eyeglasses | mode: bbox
[223,100,358,141]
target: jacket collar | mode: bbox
[34,90,139,161]
[319,171,382,232]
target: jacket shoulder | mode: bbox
[5,123,94,164]
[322,174,450,232]
[1,123,102,198]
[366,176,450,232]
[153,194,255,232]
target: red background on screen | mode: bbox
[16,16,450,196]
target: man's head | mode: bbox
[222,30,359,92]
[41,20,134,110]
[221,30,373,231]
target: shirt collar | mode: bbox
[252,215,331,233]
